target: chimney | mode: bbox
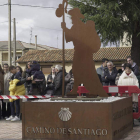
[35,35,37,49]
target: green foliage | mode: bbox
[68,0,140,46]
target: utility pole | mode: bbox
[8,0,11,66]
[13,18,16,66]
[35,35,37,49]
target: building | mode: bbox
[0,40,57,65]
[17,47,131,78]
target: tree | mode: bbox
[68,0,140,65]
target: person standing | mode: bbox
[6,66,25,121]
[102,61,118,86]
[96,58,109,85]
[45,67,56,95]
[65,69,74,95]
[127,56,139,76]
[115,64,124,85]
[53,65,63,96]
[118,63,139,112]
[2,64,12,119]
[22,61,32,95]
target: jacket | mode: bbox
[33,71,45,80]
[132,62,139,76]
[30,63,40,76]
[3,72,13,102]
[115,69,123,85]
[102,67,118,86]
[96,65,107,85]
[65,72,74,94]
[47,74,55,89]
[96,65,107,77]
[23,69,32,87]
[118,71,139,102]
[136,75,140,88]
[53,70,63,96]
[9,79,25,102]
[0,71,4,95]
[9,72,25,102]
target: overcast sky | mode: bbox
[0,0,74,49]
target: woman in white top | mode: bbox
[118,63,139,111]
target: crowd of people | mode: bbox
[0,61,72,122]
[0,56,140,121]
[97,56,140,113]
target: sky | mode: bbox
[0,0,74,49]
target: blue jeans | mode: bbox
[10,99,20,117]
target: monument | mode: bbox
[56,0,108,97]
[22,0,133,139]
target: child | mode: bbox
[6,66,25,121]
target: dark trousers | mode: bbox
[10,99,20,117]
[2,100,11,118]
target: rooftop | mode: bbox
[0,41,58,51]
[17,47,131,63]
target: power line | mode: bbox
[0,3,71,10]
[16,22,61,31]
[0,4,8,6]
[0,21,8,24]
[11,4,56,9]
[11,4,71,9]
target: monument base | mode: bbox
[22,97,133,140]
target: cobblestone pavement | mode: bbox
[0,119,22,140]
[0,119,140,140]
[120,119,140,140]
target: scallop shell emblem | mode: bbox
[58,108,72,121]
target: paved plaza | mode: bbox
[0,119,140,140]
[0,120,22,140]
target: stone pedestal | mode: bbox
[22,97,133,140]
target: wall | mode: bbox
[2,53,8,61]
[1,51,22,66]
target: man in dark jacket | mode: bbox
[102,61,118,86]
[127,56,139,76]
[53,65,63,96]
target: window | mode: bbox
[2,53,8,61]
